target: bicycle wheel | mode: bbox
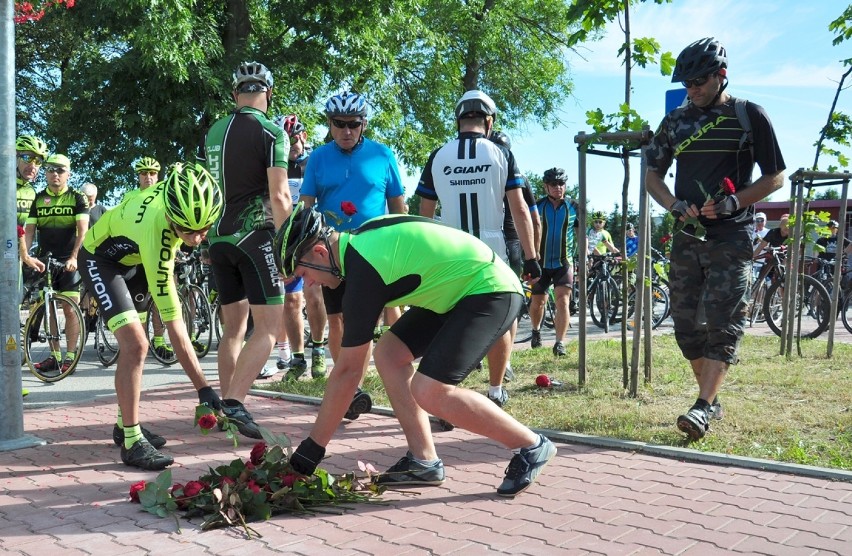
[184,285,213,358]
[96,311,120,367]
[590,277,619,332]
[145,299,181,365]
[541,290,556,330]
[24,294,85,383]
[841,293,852,334]
[764,275,831,339]
[625,284,670,330]
[514,298,534,344]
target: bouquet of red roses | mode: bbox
[129,430,385,538]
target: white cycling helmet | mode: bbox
[324,91,368,117]
[233,61,273,92]
[455,90,497,120]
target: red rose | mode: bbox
[249,442,267,465]
[340,201,357,217]
[129,481,146,503]
[247,480,261,494]
[198,413,218,430]
[183,480,207,498]
[171,483,184,495]
[722,177,736,195]
[280,473,298,488]
[661,234,671,245]
[535,374,551,387]
[220,477,235,486]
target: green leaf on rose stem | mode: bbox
[249,502,272,521]
[156,507,169,518]
[154,469,173,491]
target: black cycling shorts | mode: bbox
[79,249,149,331]
[208,229,284,306]
[391,292,522,385]
[532,264,573,294]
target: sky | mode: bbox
[399,0,851,215]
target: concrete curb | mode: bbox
[251,388,852,484]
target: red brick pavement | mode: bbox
[2,385,851,555]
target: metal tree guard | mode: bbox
[574,129,654,394]
[782,169,850,358]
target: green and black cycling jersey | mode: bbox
[16,177,36,228]
[203,106,288,240]
[336,215,522,347]
[26,185,89,259]
[82,184,184,322]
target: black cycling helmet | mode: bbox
[671,37,727,83]
[490,130,511,150]
[274,202,329,278]
[543,167,568,183]
[828,220,839,228]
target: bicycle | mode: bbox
[22,253,86,382]
[587,253,622,333]
[756,247,831,339]
[514,282,556,344]
[144,252,211,365]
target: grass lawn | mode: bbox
[258,334,852,471]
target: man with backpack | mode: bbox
[644,37,786,441]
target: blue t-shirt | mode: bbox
[301,138,405,231]
[535,197,578,269]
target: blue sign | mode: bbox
[665,89,688,114]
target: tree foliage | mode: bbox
[812,6,852,171]
[15,0,586,198]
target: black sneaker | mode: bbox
[497,435,557,497]
[34,355,59,371]
[344,388,373,420]
[488,387,509,408]
[112,424,167,449]
[221,402,263,439]
[120,438,174,471]
[373,452,445,486]
[531,330,542,349]
[281,356,307,382]
[677,406,710,440]
[552,341,566,357]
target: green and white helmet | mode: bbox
[162,162,223,230]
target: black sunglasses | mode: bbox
[46,167,67,174]
[331,118,363,130]
[548,180,566,186]
[682,74,714,89]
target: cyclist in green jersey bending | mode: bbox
[278,203,557,498]
[79,163,224,471]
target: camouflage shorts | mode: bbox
[669,233,753,364]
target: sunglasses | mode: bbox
[593,220,604,224]
[755,218,765,222]
[330,118,363,130]
[682,74,714,88]
[18,153,44,166]
[138,170,158,177]
[548,181,566,186]
[173,223,210,235]
[46,167,67,174]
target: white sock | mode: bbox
[277,341,291,361]
[488,385,503,398]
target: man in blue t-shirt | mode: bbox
[300,91,407,419]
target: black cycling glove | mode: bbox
[197,386,222,411]
[669,199,691,220]
[290,437,326,476]
[523,258,542,281]
[705,195,740,218]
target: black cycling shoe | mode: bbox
[120,438,174,471]
[677,406,710,441]
[112,424,166,449]
[221,401,263,439]
[344,388,373,420]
